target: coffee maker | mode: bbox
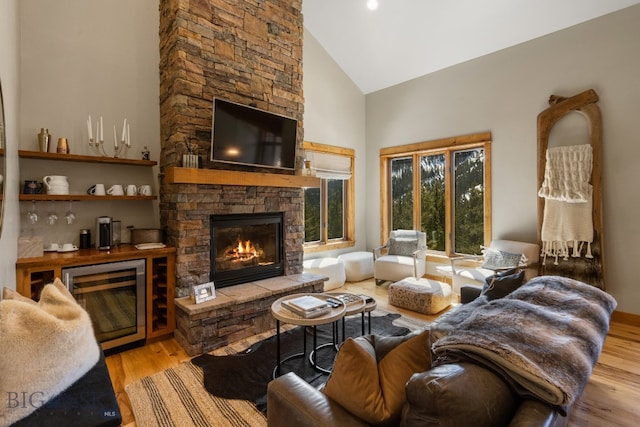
[96,216,112,250]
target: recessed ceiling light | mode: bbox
[367,0,379,11]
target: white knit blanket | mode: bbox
[538,144,594,264]
[538,144,592,202]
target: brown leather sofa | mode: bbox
[267,275,616,427]
[267,351,568,427]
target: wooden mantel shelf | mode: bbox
[165,166,321,188]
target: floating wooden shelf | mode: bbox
[18,194,156,202]
[165,166,321,188]
[18,150,157,166]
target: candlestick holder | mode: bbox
[89,138,130,158]
[87,116,131,158]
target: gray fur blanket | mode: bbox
[431,276,616,412]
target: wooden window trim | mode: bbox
[379,131,492,256]
[303,141,355,253]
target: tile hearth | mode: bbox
[174,273,326,356]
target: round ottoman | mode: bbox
[388,277,452,315]
[337,251,374,282]
[303,257,346,291]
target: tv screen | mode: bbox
[210,98,297,170]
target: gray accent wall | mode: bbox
[364,5,640,313]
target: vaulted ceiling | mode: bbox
[303,0,640,94]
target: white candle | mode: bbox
[113,125,118,148]
[87,115,93,141]
[100,116,104,141]
[127,123,131,147]
[121,118,127,143]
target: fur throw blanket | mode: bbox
[0,279,100,427]
[431,276,616,413]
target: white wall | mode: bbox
[20,0,159,268]
[302,30,367,258]
[19,0,160,154]
[0,0,19,288]
[365,5,640,314]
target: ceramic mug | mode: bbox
[23,180,43,194]
[138,185,152,196]
[45,243,60,251]
[107,184,124,196]
[87,183,106,196]
[61,243,78,251]
[125,184,138,196]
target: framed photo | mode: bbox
[193,282,216,304]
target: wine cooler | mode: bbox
[63,259,146,350]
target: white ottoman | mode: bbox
[337,251,374,282]
[303,258,346,291]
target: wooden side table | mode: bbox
[271,293,346,377]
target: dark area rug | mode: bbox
[192,312,423,412]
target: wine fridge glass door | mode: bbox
[63,259,146,350]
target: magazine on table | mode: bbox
[281,300,331,318]
[286,295,329,312]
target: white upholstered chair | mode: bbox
[449,240,540,296]
[373,230,427,285]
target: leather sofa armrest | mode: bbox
[460,285,483,303]
[267,372,369,427]
[402,363,518,427]
[508,399,568,427]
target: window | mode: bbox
[303,141,355,252]
[380,132,491,256]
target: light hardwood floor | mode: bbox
[106,279,640,426]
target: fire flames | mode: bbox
[224,238,261,263]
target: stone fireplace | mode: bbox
[158,1,316,353]
[158,0,306,298]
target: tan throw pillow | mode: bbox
[323,329,431,426]
[0,278,100,426]
[2,287,37,304]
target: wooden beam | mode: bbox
[164,166,321,188]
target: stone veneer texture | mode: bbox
[162,184,305,295]
[158,0,305,296]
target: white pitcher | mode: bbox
[43,175,69,194]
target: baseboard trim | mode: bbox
[611,310,640,327]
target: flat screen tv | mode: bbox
[210,98,297,170]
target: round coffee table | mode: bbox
[271,293,346,377]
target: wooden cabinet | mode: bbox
[16,245,176,340]
[147,255,176,339]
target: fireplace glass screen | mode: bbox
[210,212,284,287]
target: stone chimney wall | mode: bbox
[158,0,304,296]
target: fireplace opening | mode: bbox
[210,212,284,288]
